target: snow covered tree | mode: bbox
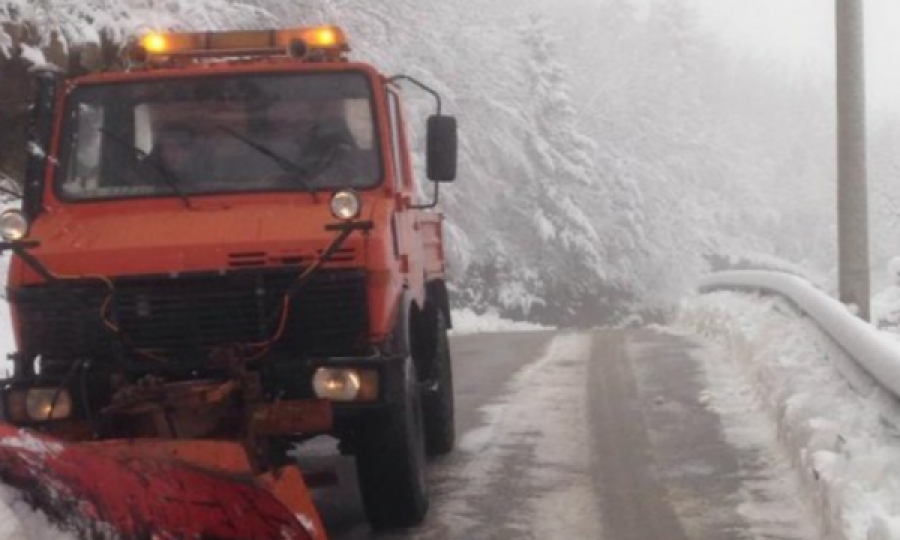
[0,0,868,325]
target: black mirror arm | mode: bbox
[388,75,442,115]
[0,241,55,283]
[409,182,440,210]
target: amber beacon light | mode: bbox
[131,26,350,63]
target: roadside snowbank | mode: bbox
[0,486,74,540]
[676,291,900,540]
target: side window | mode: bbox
[344,98,375,150]
[62,103,104,195]
[134,104,154,154]
[387,91,407,188]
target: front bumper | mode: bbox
[262,353,407,412]
[0,352,410,440]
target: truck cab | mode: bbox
[0,26,457,529]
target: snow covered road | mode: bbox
[319,328,820,539]
[5,305,869,540]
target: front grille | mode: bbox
[10,268,369,365]
[11,281,111,361]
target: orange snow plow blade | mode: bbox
[0,424,326,540]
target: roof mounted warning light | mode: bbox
[128,25,350,65]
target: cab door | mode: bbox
[385,88,425,302]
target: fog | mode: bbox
[692,0,900,114]
[2,0,900,323]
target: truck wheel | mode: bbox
[355,356,429,530]
[423,311,455,457]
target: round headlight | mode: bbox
[26,388,73,421]
[330,190,361,221]
[313,368,362,401]
[0,209,28,241]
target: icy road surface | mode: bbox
[305,329,820,540]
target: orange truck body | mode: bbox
[0,26,456,537]
[10,61,446,344]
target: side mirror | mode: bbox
[23,69,62,220]
[426,115,457,182]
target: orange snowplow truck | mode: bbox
[0,25,457,538]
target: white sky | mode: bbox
[686,0,900,112]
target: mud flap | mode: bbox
[0,424,325,540]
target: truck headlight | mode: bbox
[0,209,28,241]
[6,388,73,422]
[312,368,378,402]
[330,190,361,221]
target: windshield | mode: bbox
[57,71,381,201]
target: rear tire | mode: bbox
[355,356,429,530]
[422,311,455,457]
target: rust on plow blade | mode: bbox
[0,424,324,540]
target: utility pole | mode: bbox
[836,0,870,320]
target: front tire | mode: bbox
[355,356,429,529]
[422,311,455,457]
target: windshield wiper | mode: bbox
[214,125,321,203]
[98,128,194,209]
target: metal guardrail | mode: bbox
[699,270,900,399]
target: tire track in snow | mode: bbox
[409,331,603,539]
